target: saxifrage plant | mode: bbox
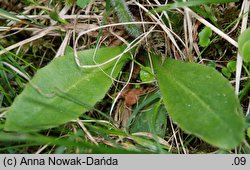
[4,44,246,150]
[3,0,248,151]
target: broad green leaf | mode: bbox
[198,27,212,47]
[77,0,91,8]
[153,56,245,149]
[238,28,250,63]
[4,46,129,132]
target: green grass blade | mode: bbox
[153,0,239,13]
[0,8,21,22]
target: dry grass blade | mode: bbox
[77,119,98,145]
[131,132,170,147]
[186,7,238,48]
[134,0,186,59]
[54,30,72,58]
[0,26,60,56]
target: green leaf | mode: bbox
[227,61,236,73]
[153,56,245,150]
[199,27,212,47]
[242,41,250,63]
[130,94,167,138]
[77,0,91,8]
[238,28,250,63]
[139,67,154,82]
[221,67,231,78]
[4,46,130,132]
